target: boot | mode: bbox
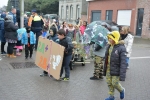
[105,96,115,100]
[10,54,16,58]
[7,54,10,57]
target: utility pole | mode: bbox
[15,0,16,9]
[20,0,24,28]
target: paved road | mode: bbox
[0,38,150,100]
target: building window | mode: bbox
[61,6,64,19]
[70,5,73,19]
[76,5,80,19]
[106,10,113,21]
[91,11,101,22]
[66,6,69,20]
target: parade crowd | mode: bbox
[0,8,134,100]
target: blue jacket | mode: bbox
[21,31,36,45]
[48,34,59,43]
[0,18,5,42]
[42,31,47,38]
[8,12,16,24]
[1,14,6,19]
[17,28,26,41]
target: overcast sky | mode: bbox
[0,0,8,8]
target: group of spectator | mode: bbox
[0,7,134,100]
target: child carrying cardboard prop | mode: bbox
[35,36,65,80]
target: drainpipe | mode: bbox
[87,1,89,22]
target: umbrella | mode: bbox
[102,20,118,26]
[87,20,118,28]
[83,23,110,47]
[86,21,103,28]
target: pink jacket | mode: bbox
[80,25,86,35]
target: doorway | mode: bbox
[136,8,144,36]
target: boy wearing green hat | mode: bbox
[103,31,127,100]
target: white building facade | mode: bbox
[59,0,88,24]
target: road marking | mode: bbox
[130,56,150,59]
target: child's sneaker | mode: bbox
[16,53,21,56]
[40,73,48,77]
[90,76,99,80]
[56,77,63,81]
[120,88,125,99]
[30,55,32,58]
[48,75,53,78]
[1,51,7,55]
[62,77,69,81]
[105,96,115,100]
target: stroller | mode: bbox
[69,41,86,70]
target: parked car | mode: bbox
[44,14,58,23]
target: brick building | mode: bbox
[87,0,150,38]
[137,0,150,38]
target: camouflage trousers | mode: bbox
[106,67,123,96]
[93,55,104,78]
[76,44,86,59]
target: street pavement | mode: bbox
[0,38,150,100]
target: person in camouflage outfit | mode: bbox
[90,42,107,80]
[93,55,104,79]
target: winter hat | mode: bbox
[107,31,120,44]
[101,22,111,29]
[111,26,119,31]
[53,19,56,23]
[72,41,77,45]
[5,15,13,22]
[31,9,37,13]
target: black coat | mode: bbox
[16,10,20,28]
[4,21,18,40]
[59,37,73,56]
[103,41,127,81]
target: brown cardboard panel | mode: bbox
[48,41,65,80]
[35,36,64,79]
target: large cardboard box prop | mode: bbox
[35,36,65,80]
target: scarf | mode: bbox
[121,34,128,40]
